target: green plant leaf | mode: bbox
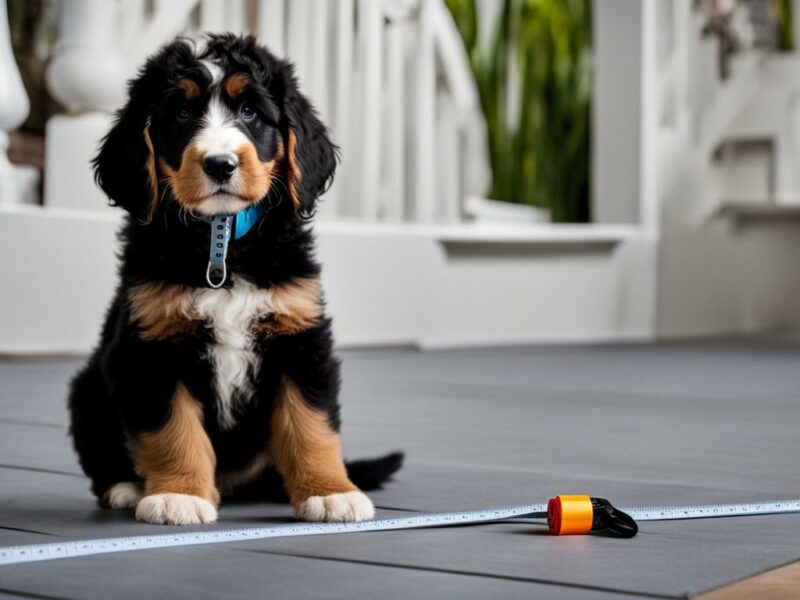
[446,0,591,221]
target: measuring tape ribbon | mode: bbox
[2,497,800,567]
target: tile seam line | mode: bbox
[0,526,58,538]
[233,547,681,600]
[0,465,85,479]
[0,586,69,600]
[0,419,65,430]
[398,458,797,492]
[693,557,800,598]
[369,380,800,404]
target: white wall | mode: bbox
[654,48,800,338]
[320,224,654,348]
[0,206,653,354]
[657,158,800,337]
[592,0,641,224]
[0,207,120,354]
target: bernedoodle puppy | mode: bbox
[68,33,402,526]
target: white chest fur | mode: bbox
[190,276,274,429]
[128,275,321,429]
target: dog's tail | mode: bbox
[225,451,405,501]
[345,451,404,491]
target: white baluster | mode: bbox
[410,0,436,222]
[324,0,354,219]
[380,0,420,222]
[434,92,460,222]
[46,0,126,114]
[223,0,246,34]
[200,0,226,32]
[673,0,692,136]
[286,0,310,88]
[306,1,336,219]
[0,0,37,205]
[258,0,286,56]
[352,0,382,220]
[306,0,329,121]
[433,0,488,216]
[44,0,126,210]
[382,13,407,221]
[124,1,196,70]
[119,0,146,50]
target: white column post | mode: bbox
[592,0,643,225]
[44,0,126,211]
[46,0,126,114]
[0,0,37,205]
[639,0,660,233]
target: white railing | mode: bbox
[41,0,487,223]
[649,0,800,215]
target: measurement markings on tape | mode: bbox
[1,498,799,567]
[627,498,800,521]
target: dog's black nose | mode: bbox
[202,154,237,183]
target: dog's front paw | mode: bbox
[294,490,375,522]
[135,493,217,525]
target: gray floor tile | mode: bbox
[2,343,800,598]
[0,547,651,600]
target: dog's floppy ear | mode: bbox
[93,82,159,222]
[278,66,337,216]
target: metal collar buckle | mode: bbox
[206,214,234,288]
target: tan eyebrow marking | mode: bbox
[177,78,200,99]
[224,73,250,98]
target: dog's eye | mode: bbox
[176,107,192,122]
[240,104,256,121]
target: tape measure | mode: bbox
[2,496,799,567]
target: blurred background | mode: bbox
[2,0,800,353]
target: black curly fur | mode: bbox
[68,33,402,505]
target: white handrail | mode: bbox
[42,0,487,224]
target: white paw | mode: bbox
[135,493,218,525]
[105,482,143,509]
[294,491,375,522]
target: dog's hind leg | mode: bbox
[68,356,141,507]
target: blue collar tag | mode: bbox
[204,204,265,288]
[233,203,266,240]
